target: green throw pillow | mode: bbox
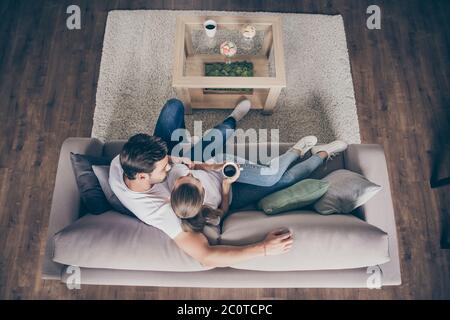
[258,179,329,215]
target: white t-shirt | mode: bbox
[108,155,183,239]
[167,163,231,209]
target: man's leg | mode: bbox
[153,99,186,153]
[230,155,324,210]
[188,117,237,162]
[188,99,251,162]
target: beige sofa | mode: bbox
[42,138,401,288]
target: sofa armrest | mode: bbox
[42,137,104,280]
[344,144,401,285]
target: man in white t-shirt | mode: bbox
[109,99,293,267]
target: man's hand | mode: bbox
[169,156,195,169]
[262,229,294,256]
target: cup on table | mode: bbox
[204,20,217,38]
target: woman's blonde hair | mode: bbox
[171,182,221,232]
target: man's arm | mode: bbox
[169,156,224,171]
[192,162,224,171]
[173,229,293,268]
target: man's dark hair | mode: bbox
[120,134,168,180]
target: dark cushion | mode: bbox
[92,165,134,216]
[69,153,112,215]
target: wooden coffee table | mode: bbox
[172,15,286,114]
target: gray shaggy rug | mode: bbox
[92,10,360,144]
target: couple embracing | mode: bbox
[109,98,347,267]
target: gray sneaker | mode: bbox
[229,99,251,121]
[292,136,318,157]
[311,140,348,159]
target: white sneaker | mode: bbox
[311,140,348,159]
[291,136,318,157]
[229,99,251,121]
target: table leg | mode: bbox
[262,87,281,115]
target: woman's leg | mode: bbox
[236,150,300,187]
[230,155,324,210]
[229,135,317,186]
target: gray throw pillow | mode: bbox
[314,169,381,215]
[92,165,134,217]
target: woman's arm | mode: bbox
[219,181,231,215]
[219,168,240,216]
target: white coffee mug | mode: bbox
[222,162,241,179]
[204,20,217,38]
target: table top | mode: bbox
[173,15,286,89]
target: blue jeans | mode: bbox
[218,150,301,187]
[230,155,324,210]
[154,99,324,210]
[153,99,236,162]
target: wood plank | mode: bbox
[181,15,277,31]
[189,88,267,109]
[262,87,282,114]
[184,24,194,57]
[172,16,186,83]
[185,54,269,77]
[173,76,285,88]
[261,26,273,58]
[271,17,286,85]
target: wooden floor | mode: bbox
[0,0,449,299]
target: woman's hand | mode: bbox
[222,163,240,184]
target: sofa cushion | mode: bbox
[257,179,329,215]
[52,211,218,272]
[314,169,382,215]
[69,153,112,215]
[220,211,390,271]
[92,165,134,217]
